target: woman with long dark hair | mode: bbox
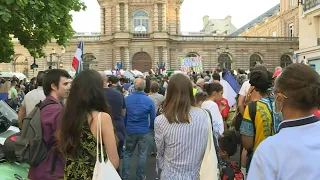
[56,70,119,179]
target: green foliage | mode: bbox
[0,0,86,63]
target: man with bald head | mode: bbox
[122,78,156,180]
[99,71,126,162]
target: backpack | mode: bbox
[15,100,58,167]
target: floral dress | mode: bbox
[64,123,107,180]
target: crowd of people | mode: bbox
[0,63,320,180]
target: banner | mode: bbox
[180,56,203,72]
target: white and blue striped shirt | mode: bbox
[155,108,209,180]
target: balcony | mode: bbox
[132,33,151,39]
[71,35,101,42]
[303,0,320,11]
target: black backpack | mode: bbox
[15,100,58,168]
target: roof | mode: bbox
[229,4,280,36]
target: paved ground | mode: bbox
[119,134,241,180]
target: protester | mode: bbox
[57,70,119,179]
[28,69,71,180]
[248,63,320,180]
[155,73,212,179]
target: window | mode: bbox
[218,53,232,70]
[272,31,277,37]
[250,54,263,67]
[133,10,149,33]
[280,54,293,68]
[289,23,294,37]
[290,0,295,7]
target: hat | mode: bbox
[273,69,282,79]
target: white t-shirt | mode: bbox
[201,100,224,136]
[21,86,46,115]
[239,80,251,96]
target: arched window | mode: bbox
[280,54,293,68]
[250,54,263,67]
[83,53,97,70]
[133,10,149,33]
[218,53,232,70]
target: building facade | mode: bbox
[295,0,320,73]
[232,0,299,37]
[201,15,237,36]
[0,0,298,79]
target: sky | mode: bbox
[71,0,280,33]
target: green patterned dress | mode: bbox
[64,123,107,180]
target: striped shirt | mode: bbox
[155,108,209,180]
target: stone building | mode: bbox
[232,0,299,37]
[294,0,320,72]
[201,15,237,36]
[0,0,298,79]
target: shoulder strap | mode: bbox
[248,101,257,123]
[39,100,58,110]
[247,101,257,152]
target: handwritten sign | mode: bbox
[180,56,203,72]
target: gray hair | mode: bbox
[134,78,146,91]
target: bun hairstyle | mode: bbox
[203,82,223,96]
[218,130,240,156]
[249,70,272,94]
[276,63,320,110]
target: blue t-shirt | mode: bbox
[104,88,126,141]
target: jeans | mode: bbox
[122,133,148,180]
[148,130,156,154]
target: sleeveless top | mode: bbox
[64,122,107,180]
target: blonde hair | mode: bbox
[0,81,11,93]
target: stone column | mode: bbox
[163,47,169,69]
[124,47,130,70]
[176,8,180,34]
[100,8,105,34]
[154,4,158,32]
[124,3,129,31]
[162,4,167,31]
[116,4,120,32]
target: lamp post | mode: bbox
[49,48,55,69]
[56,47,66,69]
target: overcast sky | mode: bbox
[71,0,280,33]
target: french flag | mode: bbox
[72,41,84,74]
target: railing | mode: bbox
[71,35,101,42]
[173,35,299,42]
[132,33,151,39]
[303,0,320,11]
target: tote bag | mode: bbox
[92,112,122,180]
[199,110,219,180]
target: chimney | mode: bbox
[203,15,209,29]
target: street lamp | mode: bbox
[49,48,55,69]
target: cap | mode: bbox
[273,69,282,79]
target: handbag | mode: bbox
[199,110,219,180]
[92,112,122,180]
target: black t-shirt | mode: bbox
[104,88,126,141]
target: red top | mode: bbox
[313,109,320,118]
[216,98,230,119]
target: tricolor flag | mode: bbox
[72,41,84,74]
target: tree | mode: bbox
[0,0,86,63]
